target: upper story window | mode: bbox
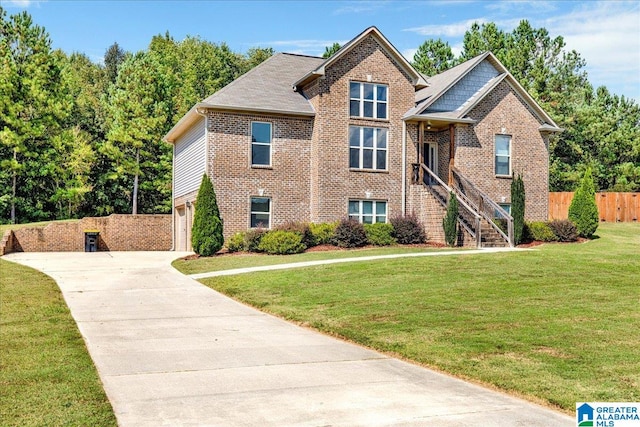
[251,122,271,166]
[495,134,511,176]
[349,126,387,171]
[350,82,388,119]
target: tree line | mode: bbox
[1,8,638,225]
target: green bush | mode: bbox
[309,221,337,245]
[226,232,246,252]
[549,219,579,242]
[390,215,426,244]
[333,218,368,248]
[568,168,599,238]
[364,223,396,246]
[191,174,224,256]
[275,221,316,247]
[443,192,459,247]
[527,221,557,242]
[511,173,526,245]
[257,230,306,255]
[245,228,268,252]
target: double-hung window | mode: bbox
[349,126,387,170]
[348,200,387,224]
[495,134,511,176]
[251,122,271,166]
[250,197,271,228]
[350,82,388,119]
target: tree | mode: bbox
[103,51,169,214]
[443,192,459,247]
[510,173,525,245]
[0,8,72,223]
[191,174,223,256]
[104,42,126,84]
[322,42,341,58]
[412,38,454,76]
[568,168,599,238]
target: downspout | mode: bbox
[170,141,176,251]
[401,120,407,216]
[448,124,455,186]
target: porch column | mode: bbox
[418,121,424,183]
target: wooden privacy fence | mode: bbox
[549,192,639,222]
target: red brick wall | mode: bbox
[302,34,416,223]
[206,111,314,237]
[454,80,550,221]
[3,214,171,253]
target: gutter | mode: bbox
[401,121,407,216]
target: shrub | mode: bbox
[245,228,267,252]
[309,221,337,245]
[568,168,599,238]
[390,215,426,244]
[549,219,578,242]
[443,192,459,247]
[191,174,224,256]
[511,173,526,245]
[526,221,557,242]
[333,218,368,248]
[364,223,396,246]
[275,221,316,248]
[226,232,246,252]
[257,230,306,255]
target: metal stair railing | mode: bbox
[417,163,482,248]
[450,166,514,247]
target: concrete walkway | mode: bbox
[5,251,573,426]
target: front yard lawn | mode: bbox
[0,259,116,426]
[190,223,639,412]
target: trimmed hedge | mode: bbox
[333,218,368,248]
[226,232,246,252]
[364,223,396,246]
[527,221,557,242]
[390,215,426,244]
[257,230,306,255]
[309,221,337,245]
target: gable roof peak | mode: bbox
[294,26,428,90]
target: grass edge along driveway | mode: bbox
[0,259,117,427]
[179,223,640,413]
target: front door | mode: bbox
[424,143,438,184]
[176,206,187,251]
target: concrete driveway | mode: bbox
[5,251,573,426]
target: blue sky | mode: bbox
[2,0,639,101]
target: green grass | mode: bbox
[173,245,457,274]
[0,219,80,234]
[191,223,640,412]
[0,259,116,426]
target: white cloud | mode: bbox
[0,0,43,8]
[484,0,557,14]
[333,0,389,15]
[404,18,489,37]
[402,48,418,62]
[541,1,640,99]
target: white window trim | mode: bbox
[251,121,272,167]
[348,199,388,224]
[494,134,512,177]
[250,196,271,229]
[350,81,388,120]
[349,126,388,171]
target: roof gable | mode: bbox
[405,52,561,131]
[294,26,428,90]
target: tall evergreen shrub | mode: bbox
[568,168,599,238]
[510,173,525,244]
[191,174,224,256]
[443,191,459,247]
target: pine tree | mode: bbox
[443,191,459,247]
[568,168,599,238]
[510,173,525,244]
[191,174,224,256]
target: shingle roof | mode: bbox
[201,53,324,116]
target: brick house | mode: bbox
[164,27,560,251]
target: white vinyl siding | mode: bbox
[174,117,206,197]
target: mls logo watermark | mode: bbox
[577,402,640,427]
